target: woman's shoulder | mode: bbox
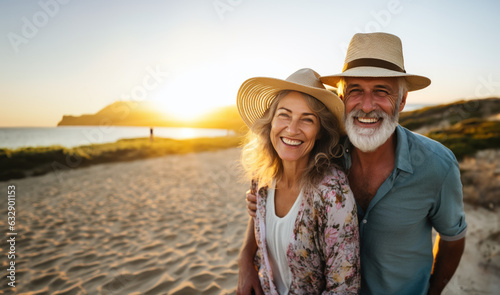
[313,167,354,209]
[318,166,349,190]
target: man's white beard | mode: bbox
[345,109,399,152]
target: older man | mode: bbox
[238,33,467,295]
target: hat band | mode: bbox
[343,58,406,73]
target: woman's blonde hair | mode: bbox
[240,90,343,193]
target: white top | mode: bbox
[265,184,303,295]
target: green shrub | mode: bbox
[0,136,243,181]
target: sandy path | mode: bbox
[1,148,248,295]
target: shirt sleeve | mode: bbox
[317,174,361,294]
[429,161,467,241]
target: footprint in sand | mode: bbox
[144,277,178,295]
[81,273,108,291]
[168,282,199,295]
[67,262,101,274]
[33,254,66,269]
[25,272,60,290]
[189,271,218,289]
[100,267,165,294]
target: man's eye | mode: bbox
[348,89,361,95]
[374,90,389,97]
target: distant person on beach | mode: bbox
[150,127,154,142]
[240,33,467,295]
[236,68,360,294]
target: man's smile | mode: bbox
[356,117,381,124]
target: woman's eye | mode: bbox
[277,113,289,118]
[303,118,314,123]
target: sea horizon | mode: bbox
[0,126,234,150]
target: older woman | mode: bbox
[236,68,360,294]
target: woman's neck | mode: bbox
[280,159,308,190]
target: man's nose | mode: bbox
[360,93,376,113]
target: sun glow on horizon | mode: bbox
[151,61,251,123]
[155,97,215,122]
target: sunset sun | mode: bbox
[155,97,212,122]
[152,63,240,123]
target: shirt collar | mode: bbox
[394,125,413,174]
[342,125,413,174]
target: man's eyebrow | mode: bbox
[346,84,360,89]
[346,83,394,91]
[373,84,393,90]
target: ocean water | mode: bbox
[0,104,430,150]
[0,126,234,150]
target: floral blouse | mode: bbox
[253,168,360,294]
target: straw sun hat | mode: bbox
[320,32,431,92]
[237,68,344,130]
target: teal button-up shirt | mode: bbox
[344,125,467,295]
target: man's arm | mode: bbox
[237,217,263,295]
[428,235,465,295]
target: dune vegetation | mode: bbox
[0,136,243,181]
[399,97,500,160]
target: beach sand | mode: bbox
[1,147,499,294]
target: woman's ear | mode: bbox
[316,129,323,141]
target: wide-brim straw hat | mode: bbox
[320,32,431,92]
[237,68,344,131]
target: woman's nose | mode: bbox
[286,118,300,134]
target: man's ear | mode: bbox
[399,92,408,112]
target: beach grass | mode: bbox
[424,119,500,160]
[399,97,500,161]
[0,135,244,181]
[399,97,500,130]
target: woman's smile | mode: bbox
[281,137,303,146]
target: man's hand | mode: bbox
[428,235,465,294]
[237,257,263,295]
[246,190,257,217]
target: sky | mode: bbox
[1,0,500,127]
